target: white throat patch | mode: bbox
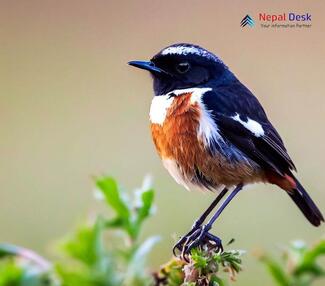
[149,95,174,125]
[149,87,212,125]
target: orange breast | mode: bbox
[150,93,264,188]
[151,93,200,168]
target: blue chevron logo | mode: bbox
[241,15,255,27]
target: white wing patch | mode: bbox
[149,95,174,125]
[232,114,264,137]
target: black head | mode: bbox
[129,43,233,95]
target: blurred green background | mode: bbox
[0,0,324,285]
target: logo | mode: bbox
[240,13,312,29]
[259,13,311,22]
[240,15,255,27]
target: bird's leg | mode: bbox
[180,184,243,260]
[173,187,228,256]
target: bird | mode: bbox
[128,43,324,259]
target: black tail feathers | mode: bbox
[288,177,324,227]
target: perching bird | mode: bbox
[128,43,324,258]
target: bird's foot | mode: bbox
[173,225,223,262]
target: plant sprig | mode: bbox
[154,243,244,286]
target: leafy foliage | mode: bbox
[0,175,323,286]
[96,176,154,241]
[258,239,325,286]
[0,176,157,286]
[56,176,157,286]
[0,244,55,286]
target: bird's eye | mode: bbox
[176,62,190,74]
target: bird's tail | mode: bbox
[287,176,324,227]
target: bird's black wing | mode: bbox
[202,82,296,175]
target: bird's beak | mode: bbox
[128,60,166,74]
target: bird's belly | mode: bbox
[150,94,263,191]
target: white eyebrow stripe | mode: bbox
[232,114,265,137]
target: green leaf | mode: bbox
[96,177,130,221]
[192,253,208,270]
[294,239,325,276]
[62,217,106,267]
[56,262,119,286]
[210,274,225,286]
[57,216,119,285]
[136,188,154,223]
[260,255,291,286]
[105,217,124,228]
[0,258,24,286]
[0,257,55,286]
[0,244,20,258]
[131,188,155,239]
[155,259,185,286]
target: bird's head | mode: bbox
[129,43,232,96]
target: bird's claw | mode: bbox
[173,225,223,262]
